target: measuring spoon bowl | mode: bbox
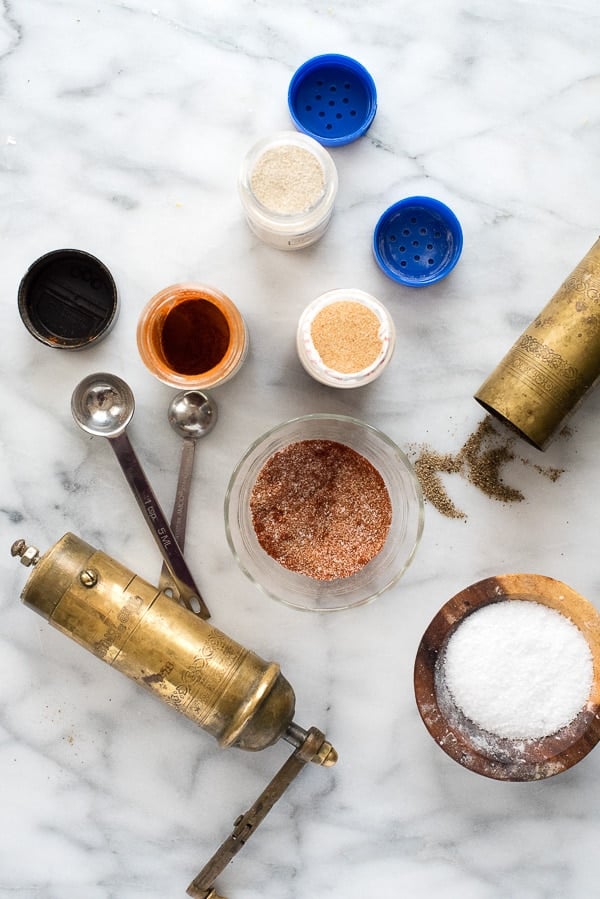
[71,372,134,438]
[168,390,218,441]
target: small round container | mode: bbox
[136,283,248,390]
[238,131,338,250]
[414,574,600,781]
[373,197,463,286]
[296,288,396,388]
[225,414,424,612]
[288,53,377,147]
[18,248,118,349]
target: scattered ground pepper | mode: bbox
[532,464,564,482]
[413,450,464,520]
[250,439,392,580]
[410,415,566,520]
[461,418,524,504]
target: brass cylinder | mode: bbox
[475,238,600,450]
[20,533,295,751]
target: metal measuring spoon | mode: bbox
[158,390,217,596]
[71,372,210,620]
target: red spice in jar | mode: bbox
[249,439,392,580]
[161,298,230,375]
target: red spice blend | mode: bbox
[249,439,392,580]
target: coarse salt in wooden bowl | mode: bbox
[414,573,600,781]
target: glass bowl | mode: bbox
[224,414,424,612]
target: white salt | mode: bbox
[250,145,325,215]
[442,600,593,740]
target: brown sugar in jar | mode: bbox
[297,288,396,388]
[137,283,248,389]
[311,302,382,372]
[249,439,393,580]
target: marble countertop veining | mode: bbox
[1,1,600,897]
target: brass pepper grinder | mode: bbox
[475,237,600,450]
[11,534,337,898]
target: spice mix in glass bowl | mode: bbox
[225,414,424,611]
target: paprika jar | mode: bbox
[136,283,248,389]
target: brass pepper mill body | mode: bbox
[12,533,336,897]
[475,238,600,450]
[17,532,295,751]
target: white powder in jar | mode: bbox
[442,600,593,740]
[250,145,325,215]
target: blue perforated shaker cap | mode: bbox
[373,197,463,286]
[288,54,377,147]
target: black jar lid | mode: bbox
[18,248,119,349]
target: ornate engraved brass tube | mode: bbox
[475,238,600,450]
[15,532,295,751]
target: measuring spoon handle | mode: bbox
[171,436,196,548]
[158,437,196,594]
[109,432,210,619]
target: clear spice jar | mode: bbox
[296,288,396,388]
[238,131,338,250]
[136,283,248,390]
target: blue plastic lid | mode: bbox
[373,197,463,287]
[288,54,377,147]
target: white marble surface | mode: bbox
[2,1,600,897]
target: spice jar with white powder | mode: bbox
[296,288,396,388]
[238,132,338,250]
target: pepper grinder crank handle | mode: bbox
[187,724,335,899]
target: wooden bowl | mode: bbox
[414,574,600,781]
